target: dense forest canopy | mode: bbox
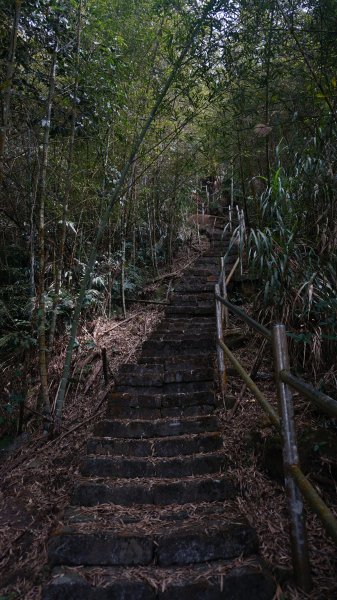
[1,0,336,429]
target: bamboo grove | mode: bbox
[1,0,336,432]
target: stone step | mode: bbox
[138,351,214,362]
[65,500,233,526]
[115,363,214,387]
[80,451,226,478]
[72,473,235,506]
[203,247,239,256]
[115,380,214,396]
[174,283,215,293]
[196,254,237,265]
[165,305,214,317]
[207,240,238,249]
[106,390,218,419]
[177,274,218,283]
[156,316,215,327]
[107,403,215,419]
[153,327,214,337]
[87,432,223,457]
[141,338,214,356]
[93,415,220,439]
[138,354,215,368]
[48,516,257,567]
[196,256,225,263]
[207,232,232,242]
[43,560,275,600]
[153,322,214,334]
[108,389,216,410]
[170,292,215,303]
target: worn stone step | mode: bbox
[115,363,214,387]
[188,265,219,273]
[116,381,214,396]
[72,473,235,506]
[151,325,215,336]
[138,352,214,364]
[138,336,216,350]
[156,316,214,328]
[80,451,226,478]
[87,432,223,457]
[206,232,232,241]
[108,389,216,410]
[166,305,214,317]
[170,293,215,304]
[207,240,238,249]
[142,338,214,357]
[175,282,215,293]
[65,500,234,527]
[43,558,275,600]
[196,256,226,263]
[116,364,163,387]
[106,390,218,419]
[177,274,218,283]
[48,516,256,567]
[107,404,215,419]
[93,415,220,439]
[203,248,239,257]
[152,328,214,338]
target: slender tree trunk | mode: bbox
[107,216,112,318]
[147,194,157,274]
[130,161,137,268]
[0,0,22,182]
[49,0,83,350]
[264,3,274,189]
[36,39,58,417]
[236,127,250,229]
[29,130,38,313]
[54,0,219,427]
[120,203,127,319]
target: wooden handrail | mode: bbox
[214,211,337,592]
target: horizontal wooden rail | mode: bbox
[215,294,272,340]
[280,370,337,419]
[289,465,337,545]
[217,336,337,549]
[217,338,280,428]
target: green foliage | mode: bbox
[1,0,337,405]
[248,130,337,377]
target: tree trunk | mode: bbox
[36,39,58,417]
[264,3,275,189]
[120,204,127,319]
[0,0,22,182]
[49,0,83,350]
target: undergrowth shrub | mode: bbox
[248,133,337,389]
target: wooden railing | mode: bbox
[214,213,337,592]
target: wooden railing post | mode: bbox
[215,283,226,406]
[272,324,312,592]
[220,257,228,330]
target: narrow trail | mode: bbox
[43,225,276,599]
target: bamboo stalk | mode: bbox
[225,257,240,286]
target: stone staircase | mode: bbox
[43,226,275,599]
